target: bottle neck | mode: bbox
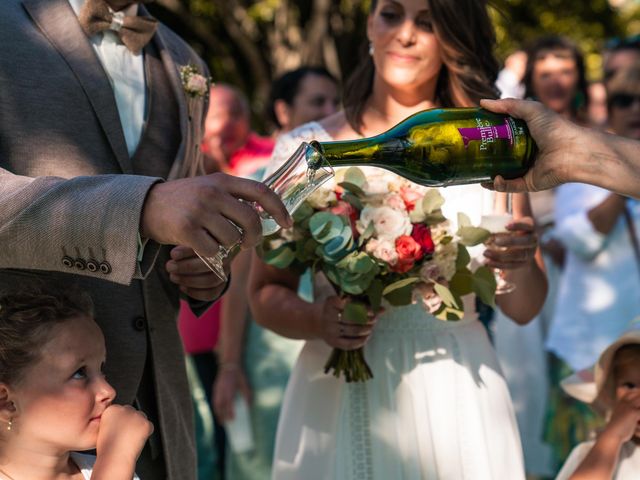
[315,136,386,169]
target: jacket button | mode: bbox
[86,260,98,272]
[74,258,86,270]
[62,256,74,268]
[133,316,146,331]
[99,261,112,274]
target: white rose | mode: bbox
[357,205,412,242]
[306,187,337,209]
[366,238,398,265]
[363,170,398,196]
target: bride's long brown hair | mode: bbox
[344,0,500,133]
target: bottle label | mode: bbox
[458,118,514,151]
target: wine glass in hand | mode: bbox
[480,193,516,295]
[196,142,334,281]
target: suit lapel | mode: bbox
[140,7,189,178]
[22,0,133,173]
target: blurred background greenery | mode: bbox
[149,0,640,125]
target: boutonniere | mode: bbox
[179,64,211,99]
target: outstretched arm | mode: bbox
[480,98,640,198]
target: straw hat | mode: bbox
[561,322,640,413]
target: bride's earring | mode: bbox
[6,419,11,431]
[369,43,374,56]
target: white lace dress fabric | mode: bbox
[267,122,525,480]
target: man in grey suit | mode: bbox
[0,0,290,478]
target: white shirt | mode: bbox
[555,440,640,480]
[547,183,640,370]
[68,0,146,157]
[71,452,141,479]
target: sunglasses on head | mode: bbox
[609,93,640,109]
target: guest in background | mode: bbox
[556,327,640,480]
[179,83,276,479]
[212,66,340,480]
[602,35,640,84]
[266,66,340,134]
[493,34,589,477]
[546,63,640,472]
[203,83,275,177]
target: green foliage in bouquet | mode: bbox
[260,167,497,382]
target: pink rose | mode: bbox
[392,235,423,273]
[411,224,435,255]
[187,75,208,96]
[399,186,423,211]
[383,193,407,211]
[366,238,398,265]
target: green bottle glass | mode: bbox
[310,107,537,186]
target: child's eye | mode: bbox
[623,381,637,389]
[72,367,88,380]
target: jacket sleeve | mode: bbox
[0,170,162,285]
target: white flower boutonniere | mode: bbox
[179,64,211,99]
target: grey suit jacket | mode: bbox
[0,1,209,478]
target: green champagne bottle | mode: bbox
[310,107,537,186]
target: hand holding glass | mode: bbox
[196,142,334,281]
[480,197,516,295]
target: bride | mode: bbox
[249,0,548,478]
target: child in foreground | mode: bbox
[0,286,153,479]
[556,328,640,479]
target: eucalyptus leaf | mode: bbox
[382,277,420,296]
[383,282,415,306]
[343,301,368,325]
[456,244,471,270]
[309,212,344,243]
[293,202,314,222]
[262,244,295,269]
[448,271,474,296]
[422,189,445,214]
[457,212,472,228]
[457,226,491,246]
[472,266,497,307]
[339,181,366,197]
[341,192,363,210]
[344,167,366,188]
[434,306,465,321]
[425,211,447,225]
[433,282,460,309]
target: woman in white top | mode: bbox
[548,64,640,371]
[248,1,547,478]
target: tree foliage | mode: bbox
[148,0,640,128]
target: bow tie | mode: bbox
[79,0,158,54]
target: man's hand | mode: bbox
[480,98,582,193]
[166,245,229,301]
[141,173,292,257]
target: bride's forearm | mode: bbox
[251,283,322,340]
[249,255,322,340]
[497,253,547,325]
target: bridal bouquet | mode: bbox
[261,167,496,382]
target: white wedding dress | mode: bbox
[265,123,526,480]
